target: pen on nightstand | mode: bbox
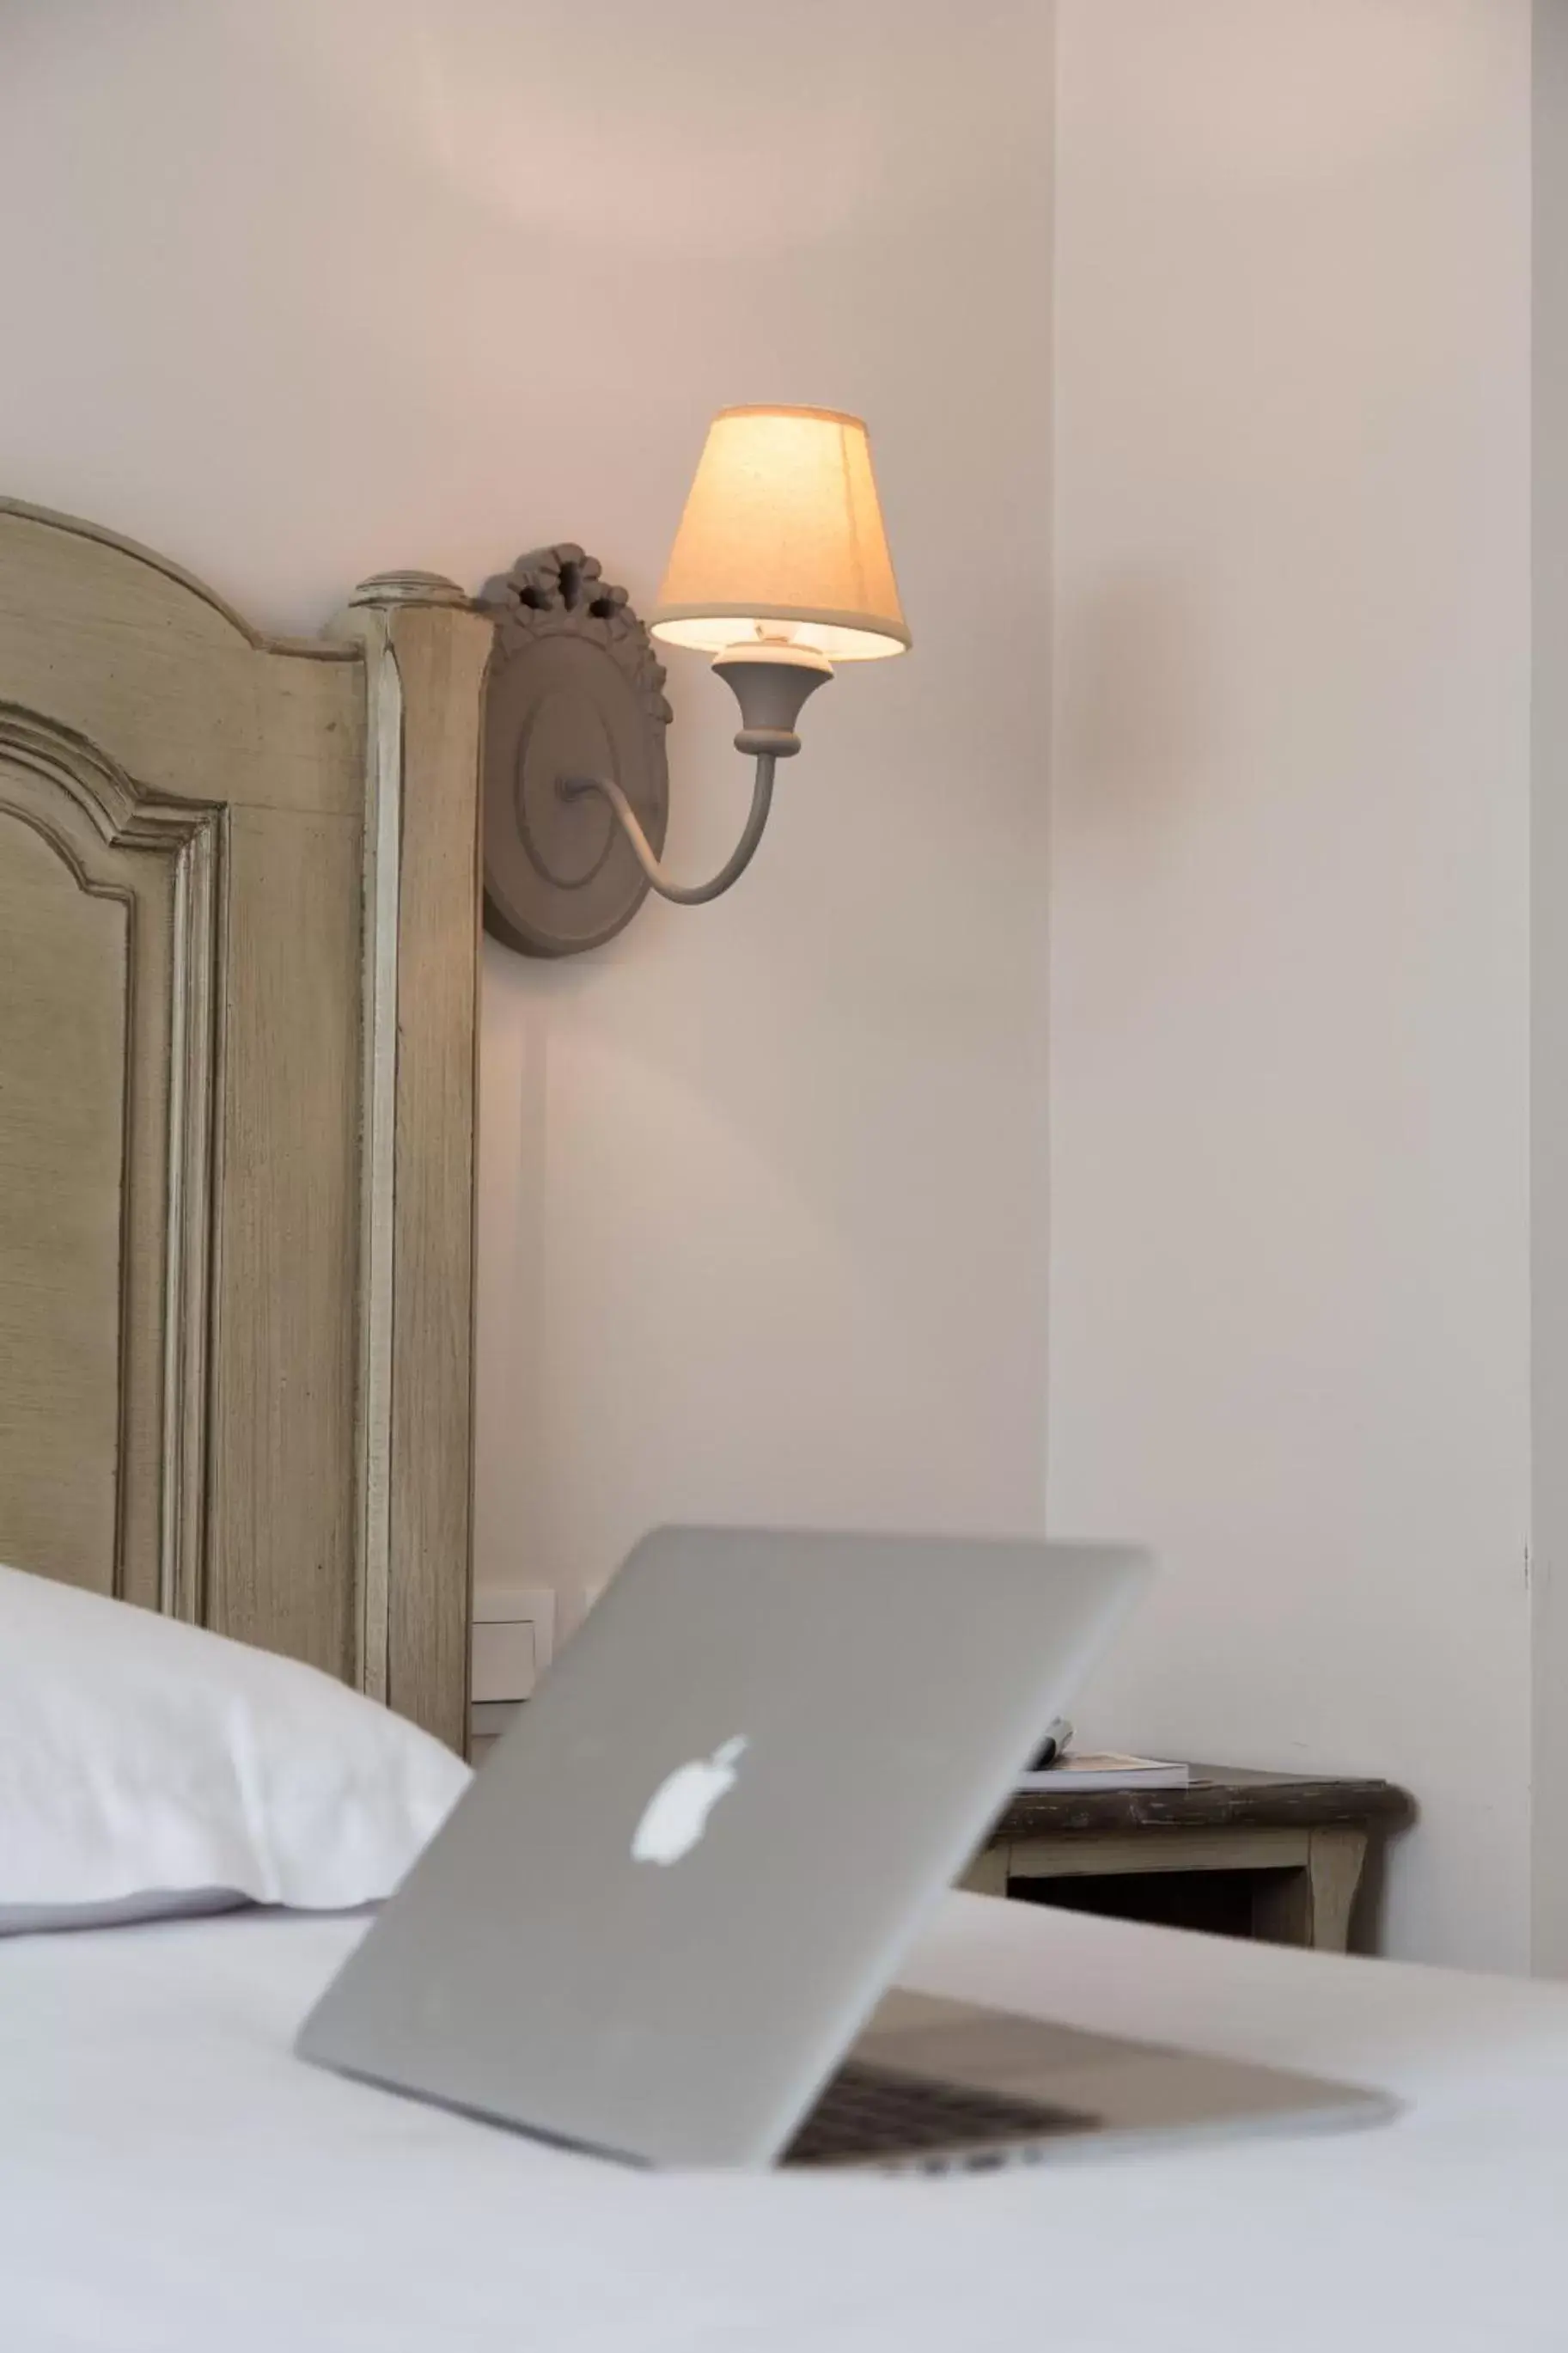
[1028,1717,1073,1773]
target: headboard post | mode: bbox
[337,574,494,1754]
[0,504,492,1758]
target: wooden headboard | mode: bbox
[0,502,491,1751]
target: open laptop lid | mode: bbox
[297,1528,1150,2166]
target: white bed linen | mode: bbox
[5,1892,1568,2352]
[0,1562,471,1925]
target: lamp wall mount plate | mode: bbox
[480,545,672,958]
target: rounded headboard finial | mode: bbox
[350,571,471,610]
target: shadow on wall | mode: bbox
[1055,570,1215,843]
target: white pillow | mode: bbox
[0,1562,472,1932]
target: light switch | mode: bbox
[470,1586,555,1706]
[472,1617,536,1703]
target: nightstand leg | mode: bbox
[1254,1827,1368,1950]
[1304,1826,1367,1950]
[960,1846,1011,1897]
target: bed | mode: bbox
[3,504,1565,2348]
[4,1893,1567,2349]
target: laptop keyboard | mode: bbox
[784,2059,1083,2171]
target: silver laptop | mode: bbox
[298,1528,1391,2170]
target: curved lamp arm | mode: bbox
[563,755,778,908]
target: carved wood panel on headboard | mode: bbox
[0,506,490,1751]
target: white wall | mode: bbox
[0,3,1055,1626]
[1050,0,1534,1967]
[1534,0,1568,1977]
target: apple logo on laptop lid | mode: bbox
[631,1737,747,1866]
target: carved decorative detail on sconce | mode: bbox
[480,544,673,957]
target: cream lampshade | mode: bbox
[649,406,910,663]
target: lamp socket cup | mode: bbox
[712,642,833,758]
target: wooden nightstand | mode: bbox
[961,1766,1415,1952]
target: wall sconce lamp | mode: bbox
[480,406,908,957]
